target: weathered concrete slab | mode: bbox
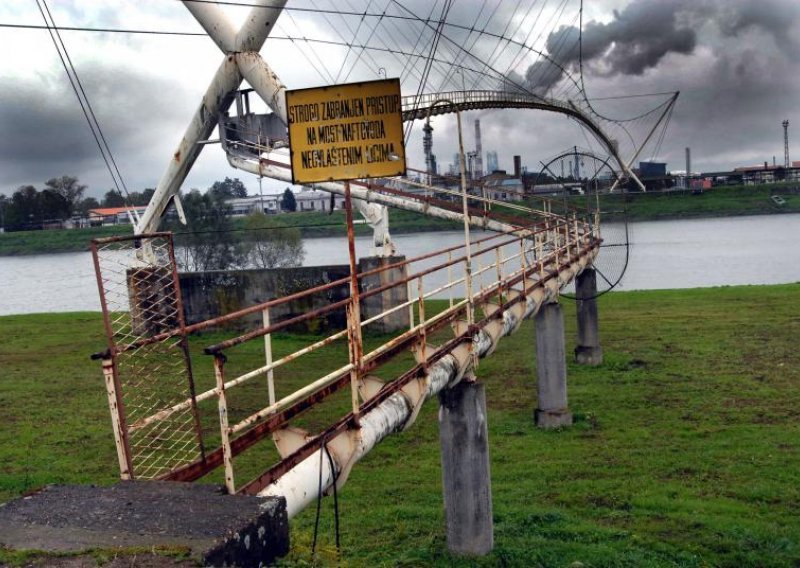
[0,481,288,567]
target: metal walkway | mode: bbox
[91,186,599,517]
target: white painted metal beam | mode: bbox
[136,0,287,235]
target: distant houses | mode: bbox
[226,189,345,217]
[87,206,148,226]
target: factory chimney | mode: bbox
[685,147,691,188]
[783,120,790,168]
[423,122,434,182]
[513,155,522,178]
[474,119,483,179]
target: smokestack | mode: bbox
[784,120,790,168]
[685,147,691,188]
[513,155,522,178]
[474,119,483,178]
[423,122,433,180]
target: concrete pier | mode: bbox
[575,268,603,365]
[358,255,409,333]
[438,380,493,555]
[534,301,572,428]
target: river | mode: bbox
[0,214,797,316]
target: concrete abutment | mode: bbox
[575,267,603,366]
[438,380,494,556]
[534,301,572,428]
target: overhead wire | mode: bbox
[341,0,391,83]
[33,0,135,219]
[334,0,372,82]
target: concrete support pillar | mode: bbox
[574,268,603,365]
[534,301,572,428]
[357,255,409,333]
[438,380,493,556]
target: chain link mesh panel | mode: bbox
[92,233,204,480]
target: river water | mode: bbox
[0,214,797,316]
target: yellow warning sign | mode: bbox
[286,78,406,184]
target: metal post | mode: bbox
[417,276,427,365]
[214,354,235,493]
[263,307,276,405]
[456,109,476,331]
[102,358,132,480]
[407,280,415,330]
[447,250,454,308]
[344,181,363,418]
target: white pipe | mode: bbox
[183,1,237,52]
[227,152,521,236]
[236,52,288,124]
[137,58,242,234]
[259,247,599,516]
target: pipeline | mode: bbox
[259,248,596,517]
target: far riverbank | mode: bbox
[1,183,797,257]
[1,214,798,316]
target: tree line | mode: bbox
[0,175,300,232]
[0,175,159,231]
[1,175,305,272]
[170,182,304,272]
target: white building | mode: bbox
[295,189,344,212]
[483,177,524,201]
[225,195,282,216]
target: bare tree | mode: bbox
[44,176,86,216]
[244,211,305,268]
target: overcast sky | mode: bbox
[1,0,798,199]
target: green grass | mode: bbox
[552,183,800,222]
[1,284,800,566]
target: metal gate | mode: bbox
[91,233,204,479]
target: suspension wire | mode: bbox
[334,0,373,82]
[342,0,391,83]
[527,0,574,97]
[402,0,453,142]
[343,0,423,84]
[275,20,333,84]
[313,0,395,84]
[502,0,550,78]
[34,0,134,217]
[282,9,336,83]
[435,0,490,91]
[398,1,440,84]
[649,99,676,161]
[467,0,525,92]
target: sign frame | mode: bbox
[285,78,407,185]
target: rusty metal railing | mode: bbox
[92,201,599,496]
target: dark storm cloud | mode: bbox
[524,0,697,93]
[0,63,191,196]
[524,0,800,93]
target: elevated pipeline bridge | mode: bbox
[91,188,600,518]
[85,0,671,559]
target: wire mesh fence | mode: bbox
[91,233,204,480]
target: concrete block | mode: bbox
[438,381,493,556]
[534,301,571,428]
[575,268,603,366]
[358,255,410,333]
[0,482,289,567]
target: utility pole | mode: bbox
[783,120,790,168]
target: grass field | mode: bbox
[1,284,800,566]
[2,183,798,256]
